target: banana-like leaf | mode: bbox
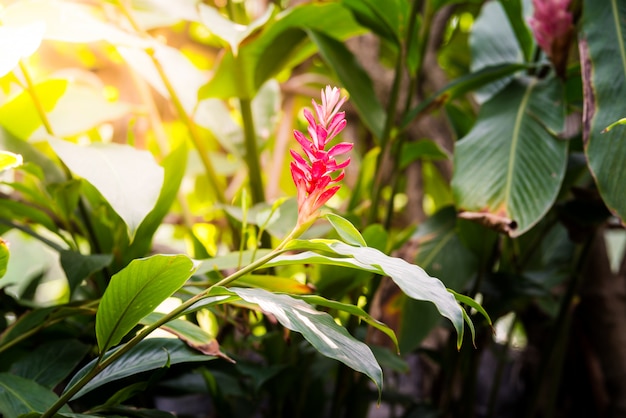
[452,77,567,237]
[581,0,626,224]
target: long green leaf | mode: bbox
[65,338,215,401]
[498,0,533,62]
[48,138,164,236]
[470,1,524,103]
[10,339,90,389]
[0,373,71,416]
[582,0,626,224]
[126,143,188,261]
[295,294,399,352]
[308,29,386,140]
[452,77,567,236]
[228,287,384,395]
[401,63,529,129]
[59,251,112,295]
[269,239,467,348]
[95,255,195,353]
[198,3,364,100]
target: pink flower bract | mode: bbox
[529,0,573,57]
[290,86,352,226]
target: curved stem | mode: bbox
[42,223,305,417]
[19,61,104,258]
[116,1,225,206]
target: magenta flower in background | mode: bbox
[290,86,352,227]
[528,0,573,58]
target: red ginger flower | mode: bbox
[529,0,573,58]
[290,86,352,227]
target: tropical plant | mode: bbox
[0,0,625,417]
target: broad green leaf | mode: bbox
[401,63,529,129]
[0,151,23,172]
[324,213,367,247]
[0,373,71,416]
[96,255,195,353]
[0,21,45,77]
[199,3,364,100]
[498,0,533,62]
[226,274,314,294]
[59,251,112,294]
[125,143,189,262]
[581,0,626,224]
[65,338,216,401]
[470,1,524,103]
[296,294,399,352]
[10,339,90,389]
[270,239,466,348]
[308,29,386,140]
[341,0,406,44]
[229,287,383,395]
[449,290,492,326]
[0,307,56,349]
[48,138,164,235]
[452,77,567,237]
[2,0,149,47]
[0,79,68,139]
[0,238,8,278]
[399,140,450,169]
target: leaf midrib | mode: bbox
[503,80,537,212]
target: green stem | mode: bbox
[42,224,305,417]
[19,61,105,259]
[240,98,266,205]
[18,61,54,134]
[368,53,404,225]
[117,1,225,206]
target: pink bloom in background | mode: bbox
[528,0,573,57]
[290,86,352,226]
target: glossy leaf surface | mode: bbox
[229,287,383,394]
[65,338,215,400]
[582,0,626,223]
[96,255,195,353]
[0,373,71,416]
[270,239,466,348]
